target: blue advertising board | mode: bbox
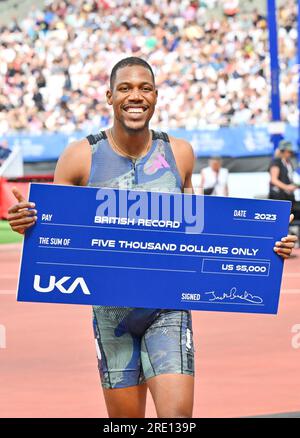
[3,125,299,161]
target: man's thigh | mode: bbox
[141,309,195,417]
[93,307,145,389]
[103,384,148,418]
[147,374,194,418]
[141,309,195,379]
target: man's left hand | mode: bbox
[274,214,298,259]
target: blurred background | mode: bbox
[0,0,300,418]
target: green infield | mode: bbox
[0,220,23,244]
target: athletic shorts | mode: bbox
[93,306,195,389]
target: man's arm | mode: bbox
[7,139,91,234]
[53,139,91,185]
[169,136,195,194]
[274,214,298,259]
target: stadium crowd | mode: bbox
[0,0,297,134]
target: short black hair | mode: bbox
[110,57,155,89]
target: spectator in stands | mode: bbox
[200,156,229,196]
[268,140,300,220]
[0,140,12,166]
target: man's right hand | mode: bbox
[7,187,37,235]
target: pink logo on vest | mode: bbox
[145,154,170,175]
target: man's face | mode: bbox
[106,65,157,132]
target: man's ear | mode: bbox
[106,89,113,106]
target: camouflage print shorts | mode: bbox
[93,306,195,389]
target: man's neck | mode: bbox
[110,123,151,157]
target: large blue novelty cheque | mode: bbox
[17,183,291,314]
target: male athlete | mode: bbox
[8,57,297,418]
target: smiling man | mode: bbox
[8,57,297,418]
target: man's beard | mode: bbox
[122,119,150,133]
[115,110,153,133]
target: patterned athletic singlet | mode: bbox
[87,130,195,389]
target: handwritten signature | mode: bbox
[205,287,264,304]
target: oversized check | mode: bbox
[17,183,291,314]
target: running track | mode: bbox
[0,244,299,418]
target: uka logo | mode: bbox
[33,275,91,295]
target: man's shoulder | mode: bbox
[168,134,194,153]
[54,137,91,185]
[68,137,90,148]
[63,138,90,156]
